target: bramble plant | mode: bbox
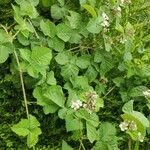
[0,0,150,149]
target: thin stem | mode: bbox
[0,24,9,34]
[128,138,132,150]
[13,50,29,118]
[2,25,30,119]
[28,19,39,39]
[134,141,139,150]
[12,29,21,41]
[103,86,115,98]
[68,46,93,51]
[78,142,82,150]
[79,140,86,150]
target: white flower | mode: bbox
[101,12,109,28]
[137,132,144,142]
[117,6,121,12]
[91,91,98,100]
[120,38,127,44]
[101,20,109,27]
[120,0,124,4]
[119,120,129,131]
[129,121,137,131]
[102,12,109,21]
[71,100,82,110]
[143,90,150,97]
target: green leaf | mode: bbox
[19,1,38,18]
[15,0,39,6]
[27,128,41,148]
[94,50,103,63]
[61,63,79,80]
[27,65,39,78]
[98,122,117,139]
[11,115,41,148]
[11,119,29,137]
[28,115,40,129]
[113,77,124,87]
[129,86,149,97]
[70,76,89,90]
[31,46,52,65]
[55,51,71,65]
[17,33,30,46]
[76,55,90,69]
[67,11,81,29]
[58,108,69,119]
[86,122,97,143]
[29,0,39,6]
[46,71,57,85]
[56,23,72,42]
[40,20,56,38]
[69,32,82,44]
[62,140,73,150]
[44,85,65,107]
[92,141,108,150]
[33,86,59,114]
[48,36,65,52]
[57,0,65,6]
[123,51,132,61]
[83,4,97,17]
[100,58,114,76]
[65,114,83,131]
[93,122,119,150]
[0,46,10,63]
[132,111,149,128]
[139,65,150,77]
[76,109,99,127]
[51,4,65,19]
[95,98,104,112]
[12,5,24,25]
[41,0,52,7]
[19,49,31,62]
[0,29,10,43]
[115,23,124,33]
[85,65,98,82]
[122,100,134,114]
[87,18,101,34]
[79,0,87,6]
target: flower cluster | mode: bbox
[120,38,127,44]
[83,91,98,114]
[120,0,131,5]
[101,12,109,28]
[119,120,137,131]
[119,120,144,142]
[71,100,82,110]
[143,90,150,97]
[71,91,98,114]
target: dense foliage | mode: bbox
[0,0,150,149]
